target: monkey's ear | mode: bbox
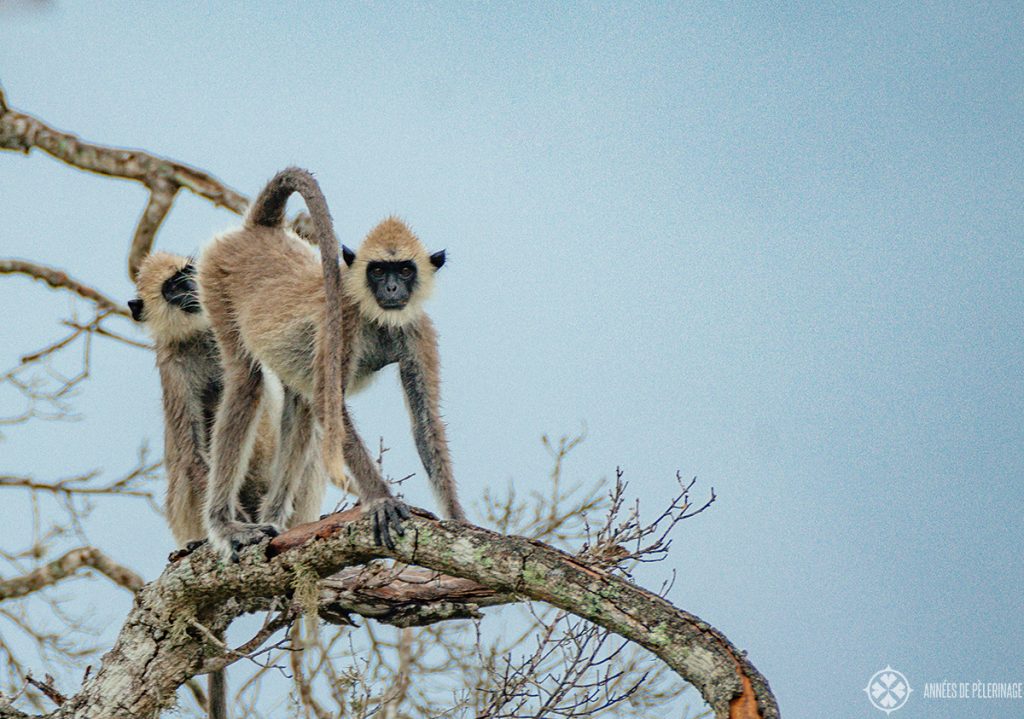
[429,250,446,270]
[342,245,356,267]
[128,299,144,322]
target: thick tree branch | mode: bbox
[37,509,777,719]
[0,547,143,602]
[0,87,247,209]
[317,564,514,627]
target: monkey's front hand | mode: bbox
[363,497,411,550]
[213,521,280,562]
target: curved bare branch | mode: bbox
[0,88,246,212]
[127,180,178,280]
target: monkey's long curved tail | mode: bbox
[246,167,347,485]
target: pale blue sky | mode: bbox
[1,3,1022,717]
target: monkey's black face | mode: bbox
[367,261,417,309]
[162,267,202,314]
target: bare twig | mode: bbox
[0,547,143,602]
[290,624,332,719]
[0,459,160,503]
[379,627,413,718]
[199,609,297,675]
[184,678,207,711]
[0,260,128,318]
[24,674,65,707]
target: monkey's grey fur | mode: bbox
[130,252,285,547]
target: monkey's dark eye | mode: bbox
[399,266,414,279]
[370,267,385,279]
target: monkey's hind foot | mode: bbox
[214,522,279,562]
[363,497,412,550]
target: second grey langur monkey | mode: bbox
[197,167,464,558]
[129,252,328,548]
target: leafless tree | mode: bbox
[0,85,778,719]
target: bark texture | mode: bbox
[2,509,779,719]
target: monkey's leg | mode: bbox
[400,347,465,521]
[340,405,410,549]
[206,364,277,560]
[158,360,211,546]
[259,391,318,530]
[288,438,329,527]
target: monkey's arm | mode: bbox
[399,321,465,521]
[329,325,410,547]
[158,361,208,545]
